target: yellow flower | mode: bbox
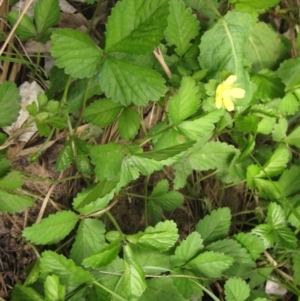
[215,75,245,111]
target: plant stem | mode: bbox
[106,211,124,236]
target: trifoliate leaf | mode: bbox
[185,251,233,278]
[277,57,300,91]
[83,239,121,268]
[284,125,300,148]
[0,190,34,213]
[50,29,103,78]
[245,23,286,73]
[34,0,60,34]
[252,224,276,248]
[199,11,253,105]
[70,219,106,265]
[123,244,147,301]
[40,251,93,286]
[234,233,264,260]
[22,211,78,245]
[99,56,166,106]
[224,277,250,301]
[168,77,200,124]
[0,81,21,127]
[83,99,123,127]
[105,0,168,54]
[171,232,204,267]
[206,239,256,277]
[118,107,140,140]
[279,92,299,116]
[196,207,231,244]
[165,0,200,56]
[12,284,43,301]
[251,69,285,102]
[44,274,66,301]
[7,12,37,40]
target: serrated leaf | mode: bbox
[165,0,200,56]
[278,166,300,197]
[245,23,286,73]
[12,284,43,301]
[185,251,233,278]
[7,12,37,40]
[266,202,286,228]
[50,29,103,78]
[292,253,300,285]
[234,233,264,260]
[83,239,121,268]
[224,277,250,301]
[90,143,127,181]
[284,125,300,148]
[196,207,231,244]
[231,0,280,10]
[277,57,300,91]
[40,250,93,286]
[0,81,21,127]
[147,220,178,233]
[70,219,106,265]
[172,277,203,301]
[44,274,66,301]
[83,99,123,127]
[205,239,256,277]
[171,232,204,267]
[199,11,253,105]
[275,226,297,250]
[272,118,288,142]
[0,190,34,213]
[34,0,60,34]
[118,107,140,140]
[23,211,78,245]
[0,171,23,190]
[251,70,285,102]
[99,56,166,106]
[148,201,163,224]
[252,224,276,248]
[279,92,299,116]
[168,77,200,124]
[123,244,147,301]
[105,0,168,54]
[55,139,73,171]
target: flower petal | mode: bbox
[215,95,223,109]
[230,88,245,99]
[223,75,237,87]
[223,96,234,111]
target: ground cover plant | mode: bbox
[1,0,300,300]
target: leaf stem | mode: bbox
[93,280,127,301]
[106,211,124,236]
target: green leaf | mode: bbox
[0,190,34,213]
[140,278,188,301]
[266,202,286,228]
[12,284,43,301]
[148,201,163,224]
[275,226,297,250]
[83,99,123,127]
[224,277,250,301]
[279,92,299,116]
[55,139,73,171]
[231,0,280,10]
[165,0,200,56]
[185,251,233,278]
[118,107,140,140]
[196,207,231,244]
[172,277,203,301]
[278,166,300,197]
[34,0,60,34]
[123,244,147,301]
[99,56,166,106]
[206,239,256,277]
[149,180,184,211]
[0,170,23,190]
[0,81,21,127]
[245,23,286,73]
[252,224,276,248]
[50,29,103,78]
[90,143,127,181]
[168,77,200,125]
[7,12,37,40]
[83,239,121,268]
[22,211,78,245]
[70,219,106,265]
[40,250,93,286]
[105,0,168,54]
[186,141,239,172]
[199,11,253,105]
[292,253,300,285]
[284,125,300,148]
[277,57,300,91]
[251,70,285,102]
[272,118,288,142]
[171,232,204,267]
[234,233,264,260]
[44,274,66,301]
